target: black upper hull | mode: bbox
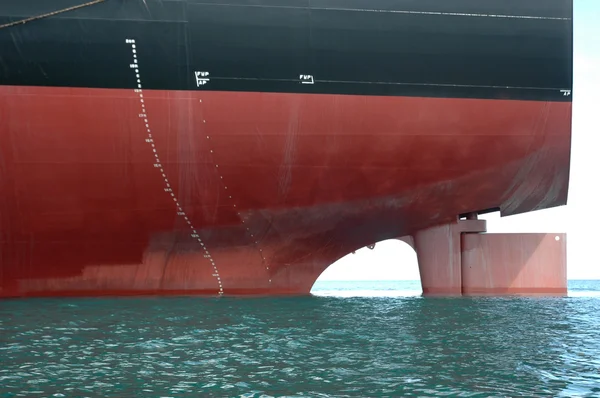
[0,0,573,101]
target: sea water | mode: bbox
[1,280,599,397]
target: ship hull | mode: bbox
[0,86,571,297]
[0,0,573,297]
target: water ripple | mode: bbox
[1,282,599,397]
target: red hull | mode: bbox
[0,86,571,297]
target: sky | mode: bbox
[319,0,600,282]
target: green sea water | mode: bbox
[1,280,599,397]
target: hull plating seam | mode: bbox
[202,5,570,21]
[126,39,225,295]
[0,0,107,30]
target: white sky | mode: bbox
[320,0,600,282]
